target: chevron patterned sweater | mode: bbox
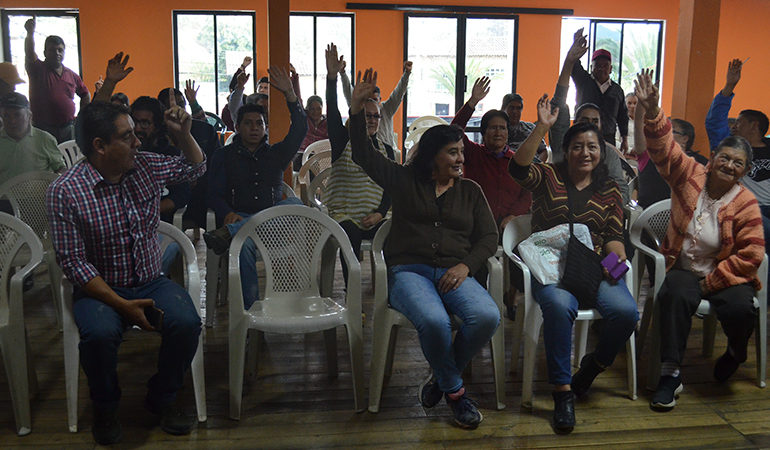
[509,160,624,256]
[644,110,764,293]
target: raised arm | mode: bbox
[164,88,203,165]
[325,43,349,161]
[24,18,38,70]
[184,79,207,120]
[550,28,587,161]
[452,76,489,130]
[266,66,308,167]
[92,52,133,103]
[380,61,412,118]
[705,58,741,149]
[632,97,647,155]
[340,67,353,107]
[513,94,558,167]
[228,70,250,118]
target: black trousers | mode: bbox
[339,219,383,282]
[658,269,756,365]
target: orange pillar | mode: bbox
[671,0,721,155]
[267,0,295,185]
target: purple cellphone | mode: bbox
[601,252,628,281]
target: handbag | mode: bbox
[560,187,604,309]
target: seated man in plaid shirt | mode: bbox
[45,95,205,445]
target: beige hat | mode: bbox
[0,63,25,86]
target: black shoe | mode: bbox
[571,353,605,398]
[552,390,575,434]
[418,374,442,408]
[203,226,232,255]
[146,400,196,436]
[714,351,741,382]
[445,391,483,429]
[650,375,683,411]
[505,303,517,322]
[92,405,122,445]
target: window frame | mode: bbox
[289,11,355,97]
[172,10,257,114]
[402,12,519,139]
[1,8,83,74]
[584,18,664,88]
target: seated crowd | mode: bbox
[1,17,768,445]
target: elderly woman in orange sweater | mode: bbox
[635,71,765,412]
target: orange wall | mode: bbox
[715,0,770,125]
[6,0,765,144]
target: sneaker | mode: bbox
[203,226,232,255]
[650,375,683,411]
[714,351,741,382]
[571,353,605,398]
[418,374,442,408]
[146,399,196,436]
[92,405,122,445]
[445,391,483,429]
[551,390,575,434]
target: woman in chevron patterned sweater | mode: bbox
[635,71,765,413]
[509,94,638,434]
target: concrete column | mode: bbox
[267,0,295,184]
[671,0,721,154]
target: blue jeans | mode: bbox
[73,277,201,410]
[161,242,180,276]
[532,279,638,386]
[226,197,305,309]
[388,264,500,394]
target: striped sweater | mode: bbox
[644,110,764,292]
[509,161,624,256]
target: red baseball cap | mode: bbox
[592,49,612,62]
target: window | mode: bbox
[290,12,354,116]
[560,17,664,115]
[405,14,518,135]
[173,11,255,115]
[1,9,82,112]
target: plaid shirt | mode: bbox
[46,152,206,288]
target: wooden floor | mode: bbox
[3,233,770,449]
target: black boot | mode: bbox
[571,353,605,398]
[552,390,575,434]
[203,225,232,255]
[92,404,122,445]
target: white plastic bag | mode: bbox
[517,223,594,285]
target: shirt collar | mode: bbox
[595,77,611,93]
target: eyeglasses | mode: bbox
[365,113,382,120]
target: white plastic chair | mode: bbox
[502,215,637,408]
[60,221,207,432]
[298,150,332,203]
[0,171,64,329]
[368,220,506,413]
[305,167,332,213]
[227,205,364,419]
[302,139,332,166]
[203,183,298,327]
[57,140,84,169]
[629,199,768,390]
[0,213,44,436]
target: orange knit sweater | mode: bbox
[644,110,764,292]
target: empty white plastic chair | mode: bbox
[227,205,365,419]
[0,212,44,436]
[60,221,207,432]
[302,139,332,166]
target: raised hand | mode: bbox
[535,94,559,128]
[325,43,345,77]
[184,79,199,104]
[470,76,491,104]
[241,56,253,69]
[24,18,35,34]
[164,88,192,137]
[567,28,588,62]
[236,70,250,89]
[403,61,413,74]
[105,52,133,84]
[94,76,104,93]
[351,68,377,114]
[726,58,743,87]
[266,66,297,102]
[634,69,659,119]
